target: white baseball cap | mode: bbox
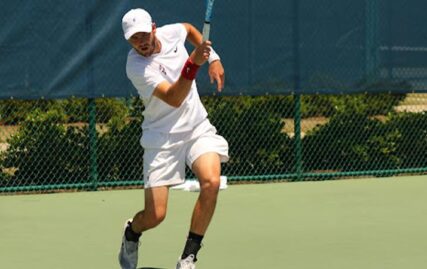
[122,8,153,40]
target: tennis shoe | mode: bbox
[118,219,139,269]
[176,254,196,269]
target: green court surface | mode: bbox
[1,176,427,269]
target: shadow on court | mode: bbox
[138,267,167,269]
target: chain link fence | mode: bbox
[2,1,427,194]
[1,93,427,194]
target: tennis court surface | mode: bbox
[1,175,427,269]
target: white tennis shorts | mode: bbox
[140,119,229,188]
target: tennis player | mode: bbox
[119,8,229,269]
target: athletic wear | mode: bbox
[118,219,139,269]
[127,23,207,133]
[176,254,196,269]
[181,237,202,261]
[123,18,228,268]
[126,23,229,188]
[142,119,228,188]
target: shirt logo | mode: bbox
[174,46,178,53]
[159,64,167,76]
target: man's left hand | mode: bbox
[208,60,225,92]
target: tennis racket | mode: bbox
[202,0,215,41]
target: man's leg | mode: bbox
[119,186,169,269]
[132,186,170,232]
[190,152,221,234]
[178,152,221,266]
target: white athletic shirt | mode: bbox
[126,23,208,133]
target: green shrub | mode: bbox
[1,102,143,186]
[61,98,129,124]
[383,112,427,168]
[97,116,144,182]
[302,93,406,117]
[302,111,394,171]
[0,170,11,188]
[2,109,89,186]
[302,109,427,172]
[203,96,294,176]
[0,99,64,124]
[301,79,408,117]
[0,98,129,125]
[2,94,425,188]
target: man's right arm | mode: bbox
[152,41,211,108]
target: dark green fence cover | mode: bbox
[1,0,427,99]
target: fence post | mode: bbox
[88,98,98,191]
[293,95,303,179]
[292,0,303,180]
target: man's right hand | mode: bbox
[190,40,212,66]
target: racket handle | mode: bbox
[202,22,210,41]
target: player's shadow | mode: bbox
[138,267,166,269]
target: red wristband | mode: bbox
[181,58,200,80]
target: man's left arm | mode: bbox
[182,23,224,91]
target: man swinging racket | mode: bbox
[119,7,229,269]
